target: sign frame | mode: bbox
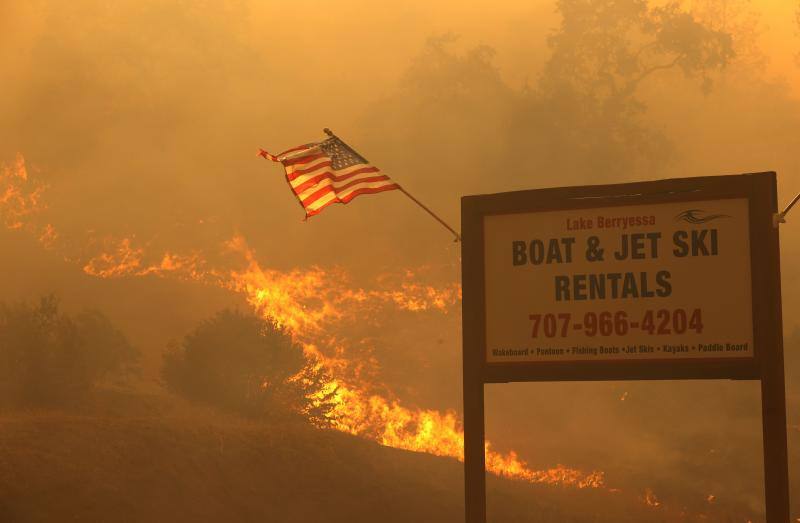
[461,172,789,522]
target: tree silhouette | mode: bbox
[507,0,735,184]
[361,0,737,195]
[544,0,733,101]
[163,309,336,425]
[0,295,137,406]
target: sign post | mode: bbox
[461,173,789,522]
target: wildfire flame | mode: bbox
[644,488,661,507]
[82,237,209,280]
[2,152,605,492]
[0,153,48,231]
[219,235,604,489]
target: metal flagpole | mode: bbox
[323,128,462,242]
[774,192,800,226]
[396,186,462,242]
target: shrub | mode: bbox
[0,295,138,406]
[162,309,336,424]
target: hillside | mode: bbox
[0,224,793,522]
[0,389,769,523]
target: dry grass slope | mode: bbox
[0,389,770,522]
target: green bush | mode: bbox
[162,309,336,424]
[0,295,138,407]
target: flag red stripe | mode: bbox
[258,149,278,161]
[299,176,392,207]
[288,160,332,178]
[299,175,393,206]
[265,135,399,218]
[323,174,392,197]
[287,161,379,181]
[304,184,400,217]
[291,167,381,192]
[338,183,399,203]
[304,197,338,217]
[282,152,326,166]
[299,184,337,207]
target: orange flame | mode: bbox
[644,488,661,507]
[223,234,460,334]
[2,153,605,491]
[75,232,604,489]
[0,153,47,230]
[82,237,209,280]
[82,237,145,278]
[38,223,58,248]
[223,235,604,489]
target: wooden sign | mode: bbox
[461,173,789,522]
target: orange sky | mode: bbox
[753,1,800,94]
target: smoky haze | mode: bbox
[1,0,799,521]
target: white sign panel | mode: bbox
[484,199,753,362]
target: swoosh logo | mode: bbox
[674,209,730,224]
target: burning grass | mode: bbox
[1,152,780,520]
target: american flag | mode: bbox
[259,134,399,218]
